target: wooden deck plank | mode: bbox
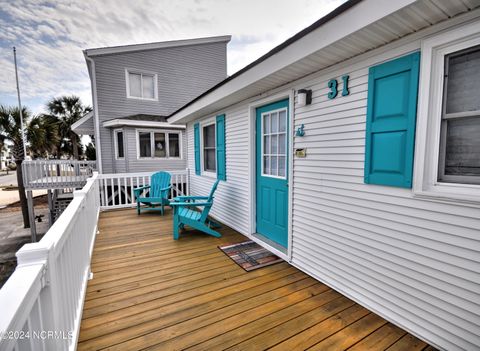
[78,209,435,351]
[347,323,407,350]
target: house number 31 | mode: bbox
[327,75,350,99]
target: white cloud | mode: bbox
[0,0,346,114]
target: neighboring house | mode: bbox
[167,1,480,350]
[0,144,13,170]
[73,35,231,174]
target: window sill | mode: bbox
[127,96,158,102]
[137,157,183,160]
[413,183,480,207]
[201,171,217,179]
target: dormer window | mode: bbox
[125,69,158,100]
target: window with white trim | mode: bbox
[126,69,158,100]
[137,130,181,159]
[114,129,124,159]
[438,45,480,185]
[202,123,216,172]
[413,21,480,201]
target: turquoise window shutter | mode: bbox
[216,114,226,181]
[364,52,420,188]
[194,123,200,175]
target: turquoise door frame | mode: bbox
[255,99,289,248]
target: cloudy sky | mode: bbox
[0,0,346,114]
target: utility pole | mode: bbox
[13,46,27,159]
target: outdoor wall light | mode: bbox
[297,89,312,107]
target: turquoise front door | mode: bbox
[256,99,289,248]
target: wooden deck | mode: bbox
[78,209,434,351]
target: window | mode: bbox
[262,109,287,178]
[438,45,480,185]
[194,115,226,179]
[203,123,216,172]
[114,129,124,159]
[137,130,181,159]
[139,132,151,157]
[413,21,480,201]
[126,69,158,100]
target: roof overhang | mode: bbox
[102,119,186,129]
[72,111,94,135]
[84,35,231,57]
[168,0,479,124]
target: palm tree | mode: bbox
[45,96,91,159]
[27,114,59,158]
[0,105,30,228]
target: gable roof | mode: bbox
[167,0,479,124]
[84,35,231,57]
[71,111,94,135]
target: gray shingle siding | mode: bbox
[91,41,227,173]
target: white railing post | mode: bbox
[15,242,64,351]
[186,168,190,195]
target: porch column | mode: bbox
[27,190,37,242]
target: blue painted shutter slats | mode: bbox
[216,114,226,181]
[364,52,420,188]
[194,123,200,175]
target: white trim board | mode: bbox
[84,35,231,57]
[72,111,93,133]
[103,119,186,129]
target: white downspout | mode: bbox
[83,51,103,173]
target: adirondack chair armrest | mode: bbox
[173,196,209,202]
[170,201,212,207]
[160,185,172,192]
[134,185,150,196]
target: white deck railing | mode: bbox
[0,168,190,350]
[22,160,96,190]
[98,169,189,210]
[0,173,100,351]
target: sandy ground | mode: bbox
[0,171,48,207]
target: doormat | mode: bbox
[218,240,283,271]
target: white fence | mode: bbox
[22,160,96,190]
[0,173,100,351]
[98,169,189,210]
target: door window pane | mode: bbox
[263,114,270,134]
[142,75,155,99]
[263,155,270,175]
[271,135,278,154]
[261,108,287,178]
[279,110,287,132]
[278,156,286,177]
[270,156,278,176]
[139,132,151,157]
[279,134,286,154]
[271,112,278,133]
[154,133,166,158]
[116,131,124,158]
[129,73,141,97]
[169,133,180,157]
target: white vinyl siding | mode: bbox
[188,105,250,235]
[186,33,480,351]
[292,47,480,351]
[93,41,228,173]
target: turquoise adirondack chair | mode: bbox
[170,180,221,240]
[134,171,172,215]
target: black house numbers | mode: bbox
[327,75,350,99]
